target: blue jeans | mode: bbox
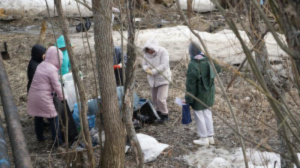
[34,116,62,146]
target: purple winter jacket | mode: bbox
[27,46,63,118]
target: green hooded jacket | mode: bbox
[185,57,221,111]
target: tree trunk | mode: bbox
[122,0,144,167]
[243,1,299,167]
[37,20,47,46]
[187,0,193,19]
[268,0,300,92]
[92,0,126,167]
[54,0,95,167]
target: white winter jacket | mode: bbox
[142,39,172,87]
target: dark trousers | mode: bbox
[114,68,124,86]
[34,116,62,145]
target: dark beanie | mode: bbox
[188,42,202,59]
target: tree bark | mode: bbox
[243,1,299,167]
[122,0,144,167]
[37,20,47,46]
[268,0,300,91]
[92,0,126,167]
[187,0,193,19]
[54,0,95,167]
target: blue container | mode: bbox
[182,105,192,125]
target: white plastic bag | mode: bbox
[179,0,215,12]
[137,134,169,163]
[63,73,78,111]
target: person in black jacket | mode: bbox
[113,46,127,86]
[27,44,46,92]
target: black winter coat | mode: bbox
[113,46,127,86]
[27,44,46,92]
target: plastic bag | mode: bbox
[72,103,95,131]
[63,73,78,111]
[137,133,169,163]
[133,99,160,124]
[182,104,192,125]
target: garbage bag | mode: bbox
[87,97,101,116]
[133,99,160,124]
[73,103,96,131]
[137,133,169,163]
[53,96,78,143]
[63,73,78,112]
[72,86,142,130]
[116,86,140,110]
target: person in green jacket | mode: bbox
[184,42,221,146]
[56,35,71,75]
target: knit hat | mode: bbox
[188,42,204,59]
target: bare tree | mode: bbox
[268,0,300,92]
[211,0,300,167]
[242,1,297,167]
[92,0,126,167]
[121,0,144,167]
[187,0,193,19]
[54,0,95,167]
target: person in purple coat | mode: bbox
[27,46,64,146]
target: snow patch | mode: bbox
[68,26,288,72]
[0,0,93,17]
[184,146,299,168]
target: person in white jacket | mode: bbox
[142,39,172,123]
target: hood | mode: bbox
[143,39,160,54]
[56,35,66,49]
[31,44,46,63]
[44,46,63,69]
[189,42,204,59]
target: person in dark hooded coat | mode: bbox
[27,44,46,92]
[113,46,127,86]
[184,42,221,146]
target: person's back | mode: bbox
[27,44,46,92]
[185,42,221,146]
[27,46,64,145]
[28,46,64,118]
[186,57,220,110]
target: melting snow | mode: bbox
[183,146,299,168]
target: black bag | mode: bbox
[76,18,91,32]
[53,96,78,144]
[133,99,160,124]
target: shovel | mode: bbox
[1,42,10,60]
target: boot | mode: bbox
[158,114,169,123]
[37,136,47,142]
[157,111,163,118]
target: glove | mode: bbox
[113,63,122,70]
[146,68,153,76]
